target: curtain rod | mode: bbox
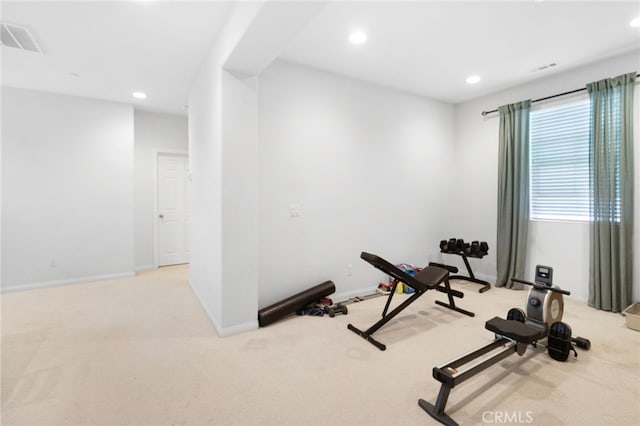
[480,73,640,116]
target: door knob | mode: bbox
[159,213,164,218]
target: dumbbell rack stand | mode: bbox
[442,251,491,293]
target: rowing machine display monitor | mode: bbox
[535,265,553,286]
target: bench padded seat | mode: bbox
[414,266,449,290]
[485,317,546,344]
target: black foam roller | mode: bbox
[258,280,335,327]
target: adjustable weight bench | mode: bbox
[347,252,474,350]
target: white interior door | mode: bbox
[157,153,190,266]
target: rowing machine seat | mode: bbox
[485,317,546,344]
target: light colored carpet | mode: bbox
[2,265,639,425]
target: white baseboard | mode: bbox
[135,264,156,272]
[217,320,259,337]
[187,279,259,337]
[572,295,588,304]
[187,280,222,334]
[1,272,136,293]
[331,286,378,303]
[458,272,496,285]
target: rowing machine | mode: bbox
[418,265,590,426]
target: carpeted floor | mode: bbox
[2,265,639,425]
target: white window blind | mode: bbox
[529,99,591,221]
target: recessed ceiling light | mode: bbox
[349,30,367,45]
[132,91,147,99]
[631,17,640,27]
[466,75,481,84]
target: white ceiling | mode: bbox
[1,1,232,115]
[1,1,639,116]
[279,1,640,103]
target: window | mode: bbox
[529,99,591,221]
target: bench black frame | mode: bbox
[347,252,474,351]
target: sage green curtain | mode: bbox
[496,100,532,288]
[588,72,635,312]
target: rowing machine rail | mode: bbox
[419,265,589,426]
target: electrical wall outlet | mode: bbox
[289,204,301,217]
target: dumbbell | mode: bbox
[440,240,448,252]
[324,304,348,318]
[480,241,489,255]
[447,238,458,253]
[470,241,481,256]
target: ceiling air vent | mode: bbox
[1,22,43,53]
[532,62,558,73]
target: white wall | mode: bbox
[1,87,135,290]
[454,50,640,302]
[221,71,259,329]
[188,1,329,335]
[188,42,224,329]
[133,110,188,270]
[187,1,263,335]
[258,60,457,307]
